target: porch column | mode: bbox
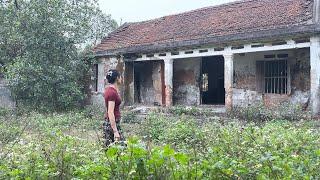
[224,53,234,111]
[310,36,320,116]
[164,58,173,107]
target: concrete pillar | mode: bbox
[224,53,234,111]
[164,58,173,107]
[310,36,320,116]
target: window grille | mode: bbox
[256,59,289,94]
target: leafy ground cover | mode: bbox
[0,108,319,179]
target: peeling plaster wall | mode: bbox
[91,48,310,109]
[91,56,125,109]
[233,48,310,107]
[134,61,163,105]
[0,79,15,109]
[173,58,201,105]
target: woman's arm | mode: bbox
[107,101,120,141]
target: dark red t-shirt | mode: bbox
[104,86,121,121]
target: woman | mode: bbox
[103,69,124,146]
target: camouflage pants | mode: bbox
[103,120,125,146]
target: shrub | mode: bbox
[169,106,201,116]
[0,107,11,117]
[160,116,207,150]
[140,113,170,142]
[230,103,311,122]
[1,112,320,179]
[121,111,139,124]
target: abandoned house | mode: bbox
[93,0,320,115]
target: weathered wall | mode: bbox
[173,58,201,105]
[92,48,310,109]
[134,61,163,105]
[91,56,125,109]
[0,79,15,109]
[233,48,310,107]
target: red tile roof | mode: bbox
[95,0,317,55]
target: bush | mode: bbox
[0,107,12,117]
[160,116,207,150]
[121,111,139,124]
[27,111,101,132]
[140,113,170,142]
[1,112,320,179]
[230,103,311,122]
[230,104,272,123]
[0,118,26,147]
[1,123,319,179]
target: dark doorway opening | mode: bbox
[201,56,225,105]
[133,61,165,106]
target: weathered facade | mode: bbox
[93,0,320,115]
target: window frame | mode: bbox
[256,58,291,95]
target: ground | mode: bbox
[0,106,320,179]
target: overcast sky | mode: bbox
[98,0,238,24]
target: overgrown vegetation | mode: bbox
[1,109,319,179]
[230,103,311,122]
[0,0,117,111]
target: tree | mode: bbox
[1,0,117,111]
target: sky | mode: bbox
[98,0,238,24]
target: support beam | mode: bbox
[224,53,234,111]
[133,40,310,62]
[164,58,173,107]
[310,36,320,116]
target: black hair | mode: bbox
[106,69,119,84]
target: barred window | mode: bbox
[256,59,289,94]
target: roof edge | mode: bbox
[95,24,320,57]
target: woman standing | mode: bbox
[103,69,124,146]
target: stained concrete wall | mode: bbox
[173,58,201,105]
[0,79,15,109]
[134,61,163,105]
[91,56,125,109]
[233,48,310,107]
[92,48,311,109]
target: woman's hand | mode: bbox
[114,131,120,141]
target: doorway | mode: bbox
[133,61,165,106]
[201,56,225,105]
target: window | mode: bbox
[92,64,98,92]
[256,59,289,94]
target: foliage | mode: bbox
[139,113,170,142]
[121,111,139,124]
[0,0,117,111]
[0,112,320,179]
[169,106,214,117]
[230,103,311,123]
[159,116,207,150]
